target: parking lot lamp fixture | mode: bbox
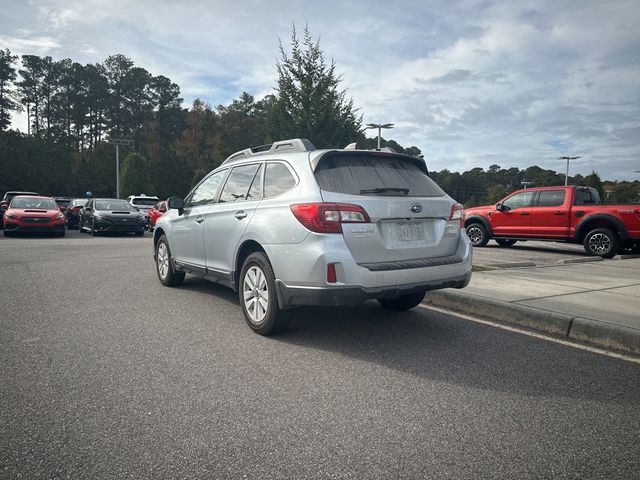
[365,123,394,150]
[558,156,581,186]
[521,181,534,189]
[107,138,134,198]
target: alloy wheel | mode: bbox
[467,226,483,245]
[588,233,611,254]
[243,266,269,324]
[157,242,169,280]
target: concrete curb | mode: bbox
[482,261,537,269]
[554,257,603,265]
[423,290,640,356]
[613,253,640,260]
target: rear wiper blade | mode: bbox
[359,187,410,195]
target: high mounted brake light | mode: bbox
[290,203,371,234]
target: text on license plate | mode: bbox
[397,222,423,241]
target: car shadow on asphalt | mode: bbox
[273,301,639,403]
[483,244,586,256]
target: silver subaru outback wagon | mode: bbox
[153,138,472,335]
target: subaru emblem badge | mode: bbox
[410,204,423,213]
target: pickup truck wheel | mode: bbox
[466,223,489,247]
[583,228,619,259]
[239,252,292,335]
[495,239,517,247]
[378,291,427,311]
[155,235,185,287]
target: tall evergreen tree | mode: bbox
[0,49,20,131]
[267,24,363,148]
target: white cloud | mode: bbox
[2,0,639,179]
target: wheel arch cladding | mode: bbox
[465,215,493,237]
[575,214,627,242]
[235,240,267,288]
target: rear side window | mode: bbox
[314,153,444,197]
[264,163,297,198]
[574,188,601,205]
[537,190,566,207]
[219,164,261,203]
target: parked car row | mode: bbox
[2,190,169,236]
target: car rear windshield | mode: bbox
[11,198,57,209]
[96,200,134,211]
[55,199,71,206]
[131,198,158,206]
[314,153,444,197]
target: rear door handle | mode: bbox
[234,210,247,220]
[195,215,204,224]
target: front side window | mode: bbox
[536,190,566,207]
[247,164,263,201]
[219,164,262,203]
[502,192,534,210]
[264,162,297,198]
[189,169,227,207]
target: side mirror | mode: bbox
[496,203,504,211]
[167,196,184,215]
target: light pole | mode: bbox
[107,138,134,198]
[558,156,580,186]
[521,181,534,189]
[365,123,394,150]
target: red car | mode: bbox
[147,200,167,231]
[3,196,67,237]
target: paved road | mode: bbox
[1,232,639,479]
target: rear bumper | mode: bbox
[275,272,471,308]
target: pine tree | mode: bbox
[266,24,363,148]
[0,49,20,131]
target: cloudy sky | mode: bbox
[1,0,639,180]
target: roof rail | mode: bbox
[222,138,316,165]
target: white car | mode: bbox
[127,195,159,225]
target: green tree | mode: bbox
[120,151,150,197]
[266,24,363,148]
[0,49,20,131]
[584,170,604,199]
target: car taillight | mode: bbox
[290,203,371,234]
[449,203,464,227]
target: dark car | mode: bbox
[64,198,88,229]
[3,196,66,237]
[79,198,146,236]
[54,196,73,213]
[1,191,39,228]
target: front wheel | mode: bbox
[378,291,427,311]
[495,239,517,247]
[466,223,489,247]
[155,235,185,287]
[583,228,619,258]
[239,252,292,335]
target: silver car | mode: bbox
[153,139,472,335]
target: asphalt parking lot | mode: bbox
[472,239,589,266]
[1,231,639,479]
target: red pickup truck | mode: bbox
[464,186,640,258]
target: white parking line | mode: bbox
[419,304,640,365]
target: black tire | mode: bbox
[495,239,517,247]
[56,230,66,238]
[135,231,144,236]
[466,222,489,247]
[583,228,619,259]
[378,291,427,311]
[239,252,292,335]
[155,235,185,287]
[3,230,12,237]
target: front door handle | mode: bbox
[519,211,529,216]
[234,210,247,220]
[553,211,565,215]
[195,215,204,224]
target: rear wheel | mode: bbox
[155,235,185,286]
[495,239,517,247]
[466,222,489,247]
[239,252,292,335]
[583,228,619,258]
[378,291,427,311]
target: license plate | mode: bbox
[397,222,422,242]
